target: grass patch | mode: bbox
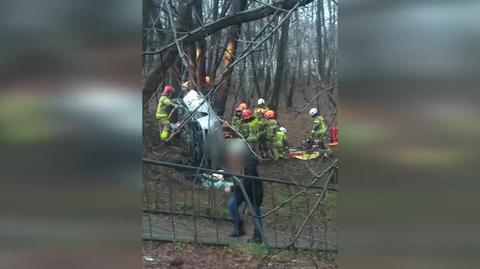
[173,240,189,250]
[230,242,268,258]
[323,192,337,221]
[271,188,304,211]
[205,205,230,219]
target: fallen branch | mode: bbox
[284,168,336,249]
[260,159,338,218]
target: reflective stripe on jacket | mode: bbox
[266,119,278,140]
[231,116,242,130]
[246,119,261,142]
[274,131,287,147]
[312,115,327,138]
[254,106,269,117]
[156,95,174,119]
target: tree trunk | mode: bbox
[247,24,262,99]
[264,65,271,99]
[152,0,314,56]
[206,0,220,76]
[143,1,194,104]
[306,57,311,86]
[315,0,325,82]
[286,70,295,108]
[213,0,248,116]
[269,15,290,111]
[193,0,206,89]
[142,0,316,105]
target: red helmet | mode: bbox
[163,85,174,95]
[241,109,253,120]
[265,110,275,119]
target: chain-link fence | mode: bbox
[143,158,338,254]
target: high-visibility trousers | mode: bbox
[158,117,170,141]
[272,143,285,161]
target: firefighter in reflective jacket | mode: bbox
[239,109,254,138]
[231,108,243,132]
[309,108,327,140]
[264,110,278,158]
[233,103,249,134]
[156,85,177,141]
[254,98,269,118]
[272,127,288,160]
[245,112,261,143]
[265,110,278,142]
[245,109,265,154]
[255,110,268,157]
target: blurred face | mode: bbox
[224,140,246,174]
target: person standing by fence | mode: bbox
[224,139,264,243]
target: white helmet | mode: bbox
[279,127,287,134]
[257,98,266,106]
[182,81,191,91]
[309,108,318,117]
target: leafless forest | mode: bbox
[142,0,337,117]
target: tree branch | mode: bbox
[293,84,337,117]
[166,0,197,88]
[143,0,314,104]
[143,0,314,56]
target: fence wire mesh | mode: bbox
[143,158,338,253]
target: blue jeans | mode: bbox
[228,195,262,231]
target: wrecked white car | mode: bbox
[170,90,225,168]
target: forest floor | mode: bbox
[143,241,337,269]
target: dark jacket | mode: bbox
[233,157,264,206]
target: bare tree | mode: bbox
[142,0,337,123]
[269,15,290,110]
[142,0,316,106]
[214,0,248,115]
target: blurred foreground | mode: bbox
[0,1,141,269]
[340,1,480,268]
